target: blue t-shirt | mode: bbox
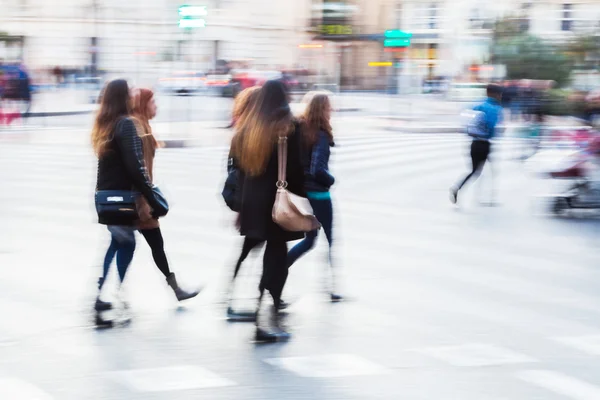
[472,97,503,139]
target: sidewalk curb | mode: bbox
[25,110,95,118]
[385,126,460,134]
[335,107,361,113]
[21,106,359,119]
[161,139,189,148]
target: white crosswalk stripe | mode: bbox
[517,370,600,400]
[1,133,600,398]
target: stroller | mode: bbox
[547,136,600,215]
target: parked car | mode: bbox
[423,78,447,94]
[205,74,240,97]
[446,82,487,102]
[157,71,206,95]
[231,70,284,92]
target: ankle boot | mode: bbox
[254,296,290,342]
[166,273,200,302]
[94,277,112,311]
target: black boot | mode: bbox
[94,312,113,329]
[254,295,290,343]
[94,297,113,311]
[94,277,112,311]
[226,306,257,322]
[166,273,200,302]
[277,298,290,310]
[330,293,344,302]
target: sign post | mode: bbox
[383,30,412,95]
[176,5,207,144]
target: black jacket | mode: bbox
[95,117,162,225]
[237,123,306,242]
[303,130,335,192]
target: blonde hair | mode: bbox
[300,91,333,148]
[232,86,261,124]
[232,81,292,176]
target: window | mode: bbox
[412,2,441,30]
[519,2,531,32]
[395,2,402,29]
[562,3,573,31]
[429,3,438,29]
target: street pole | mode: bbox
[187,28,192,139]
[92,0,98,78]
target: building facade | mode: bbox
[397,0,600,80]
[1,0,598,89]
[0,0,314,84]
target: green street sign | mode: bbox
[179,5,207,17]
[385,30,412,39]
[178,5,206,28]
[179,17,206,28]
[384,38,410,47]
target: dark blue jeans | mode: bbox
[287,197,333,268]
[99,226,136,289]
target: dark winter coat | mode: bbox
[237,123,306,242]
[303,130,335,193]
[95,117,161,226]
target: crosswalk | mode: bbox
[1,131,600,399]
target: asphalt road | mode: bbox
[1,123,600,399]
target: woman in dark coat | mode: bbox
[230,80,305,342]
[92,79,166,325]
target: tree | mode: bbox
[490,18,574,87]
[566,34,600,70]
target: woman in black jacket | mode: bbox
[92,79,166,320]
[230,80,305,342]
[287,92,342,301]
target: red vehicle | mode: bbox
[232,70,285,91]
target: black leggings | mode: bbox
[232,237,264,280]
[457,140,491,191]
[140,228,171,278]
[259,239,288,308]
[231,237,288,307]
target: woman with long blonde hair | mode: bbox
[131,88,199,302]
[287,92,342,302]
[224,86,266,318]
[230,80,305,341]
[92,79,166,324]
[229,85,261,128]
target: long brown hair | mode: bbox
[131,88,158,150]
[231,86,261,126]
[91,79,131,157]
[231,80,292,176]
[300,92,333,148]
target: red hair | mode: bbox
[132,88,158,149]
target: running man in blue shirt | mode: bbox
[450,84,504,204]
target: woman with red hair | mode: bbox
[132,88,200,302]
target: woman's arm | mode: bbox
[309,132,335,187]
[114,118,167,216]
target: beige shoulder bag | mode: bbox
[272,136,321,232]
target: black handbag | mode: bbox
[222,157,241,212]
[95,190,139,223]
[151,185,169,217]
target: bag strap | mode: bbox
[276,136,288,189]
